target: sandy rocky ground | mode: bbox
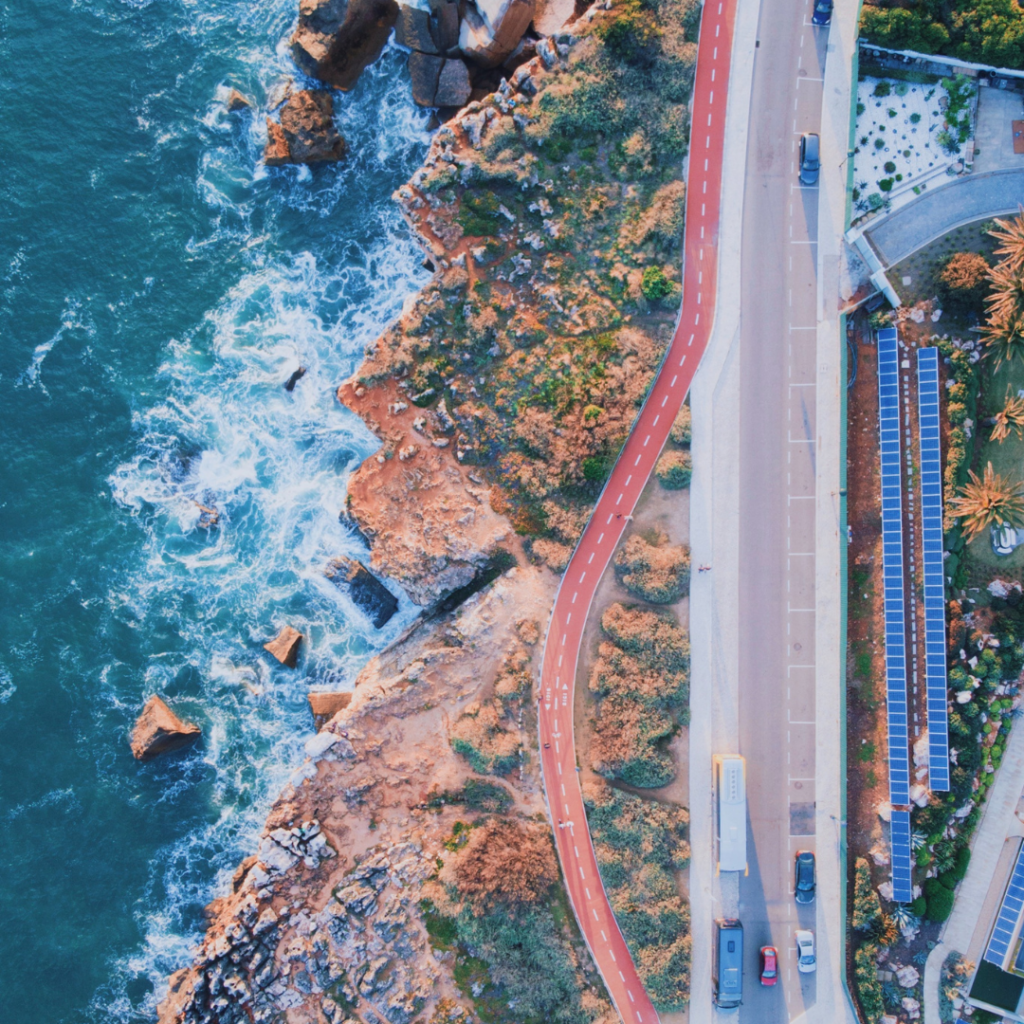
[156,14,643,1024]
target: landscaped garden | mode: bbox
[847,211,1024,1022]
[852,74,976,220]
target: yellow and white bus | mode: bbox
[715,754,748,874]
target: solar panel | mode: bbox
[890,809,913,903]
[985,842,1024,966]
[877,328,911,806]
[917,348,950,791]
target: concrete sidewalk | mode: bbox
[923,719,1024,1024]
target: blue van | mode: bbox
[714,918,744,1010]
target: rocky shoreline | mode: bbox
[157,0,699,1016]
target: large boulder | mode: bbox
[325,556,399,628]
[264,625,303,667]
[308,691,353,729]
[409,53,471,107]
[458,0,534,68]
[291,0,400,90]
[394,0,460,55]
[131,696,201,761]
[265,90,347,166]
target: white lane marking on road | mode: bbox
[561,783,565,795]
[561,633,566,645]
[798,75,824,82]
[579,571,586,582]
[688,333,694,345]
[661,395,668,407]
[597,532,604,543]
[574,846,579,856]
[695,313,700,324]
[628,991,635,1003]
[555,741,560,753]
[706,134,710,148]
[588,552,594,563]
[713,45,717,57]
[566,613,571,623]
[615,493,622,505]
[671,374,677,386]
[709,91,714,104]
[653,414,660,426]
[643,435,650,446]
[593,908,599,920]
[557,762,562,774]
[601,930,608,941]
[558,654,562,665]
[704,158,708,170]
[715,22,719,35]
[712,67,716,81]
[572,592,577,604]
[701,203,706,215]
[625,474,632,485]
[698,292,702,304]
[620,971,626,981]
[707,113,712,126]
[679,355,687,366]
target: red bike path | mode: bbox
[537,0,737,1018]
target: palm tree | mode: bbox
[950,462,1024,542]
[986,260,1024,323]
[980,309,1024,368]
[989,208,1024,274]
[991,388,1024,443]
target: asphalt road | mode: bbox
[537,0,738,1018]
[732,4,829,1022]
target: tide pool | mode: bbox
[0,1,428,1020]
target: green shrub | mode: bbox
[924,877,955,921]
[852,858,882,930]
[597,0,663,64]
[873,81,892,97]
[854,943,885,1020]
[641,265,673,301]
[911,896,927,917]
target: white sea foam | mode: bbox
[94,5,433,1018]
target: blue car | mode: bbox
[812,0,833,24]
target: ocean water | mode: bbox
[0,1,430,1020]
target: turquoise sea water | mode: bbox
[0,2,429,1020]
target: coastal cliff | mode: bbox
[158,0,698,1020]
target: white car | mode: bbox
[796,929,816,974]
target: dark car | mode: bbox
[795,850,816,904]
[799,133,820,186]
[812,0,833,25]
[760,946,778,986]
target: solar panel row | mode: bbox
[916,347,950,791]
[877,327,911,807]
[985,841,1024,966]
[890,808,914,904]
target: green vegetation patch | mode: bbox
[586,781,691,1010]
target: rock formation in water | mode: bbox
[291,0,401,89]
[265,90,347,166]
[307,691,352,729]
[325,556,400,627]
[263,626,304,667]
[131,696,201,760]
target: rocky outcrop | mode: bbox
[263,626,303,667]
[226,89,251,111]
[283,366,306,391]
[264,90,346,166]
[325,555,400,627]
[459,0,536,68]
[157,568,569,1024]
[409,53,472,107]
[290,0,400,90]
[131,697,201,760]
[394,0,460,55]
[308,691,353,729]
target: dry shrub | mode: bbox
[614,530,690,603]
[936,251,990,311]
[591,694,675,787]
[531,537,572,573]
[669,404,691,446]
[619,180,686,250]
[590,641,687,708]
[442,818,558,911]
[601,602,690,674]
[655,449,692,489]
[451,699,520,775]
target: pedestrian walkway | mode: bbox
[864,168,1024,267]
[924,720,1024,1024]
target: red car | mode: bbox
[760,945,778,986]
